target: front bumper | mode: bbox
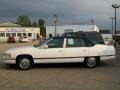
[2,53,16,64]
[2,59,16,64]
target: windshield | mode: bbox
[33,38,51,47]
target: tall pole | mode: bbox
[110,17,115,40]
[114,8,117,47]
[112,18,114,40]
[54,14,58,37]
[112,4,120,47]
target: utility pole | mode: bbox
[110,17,115,40]
[54,14,58,37]
[91,18,95,25]
[91,18,96,31]
[112,4,120,47]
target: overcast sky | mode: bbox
[0,0,120,30]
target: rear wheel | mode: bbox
[84,57,97,68]
[17,57,33,70]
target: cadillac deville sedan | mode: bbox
[2,32,115,70]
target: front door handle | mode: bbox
[58,50,62,53]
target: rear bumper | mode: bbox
[100,55,115,61]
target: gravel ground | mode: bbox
[0,42,120,90]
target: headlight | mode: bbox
[2,54,11,59]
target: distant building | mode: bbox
[99,30,113,44]
[99,30,120,44]
[0,22,21,27]
[0,22,40,43]
[46,24,99,38]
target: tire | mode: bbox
[17,57,32,70]
[84,57,97,68]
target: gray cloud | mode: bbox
[0,0,120,29]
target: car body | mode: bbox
[7,36,15,43]
[19,36,29,42]
[2,32,115,70]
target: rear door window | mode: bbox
[66,38,86,47]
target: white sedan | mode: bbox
[19,36,29,42]
[2,36,115,70]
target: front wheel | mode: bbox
[84,57,97,68]
[17,57,32,70]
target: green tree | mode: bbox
[17,15,31,27]
[38,18,46,36]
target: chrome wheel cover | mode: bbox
[87,58,96,67]
[19,58,30,69]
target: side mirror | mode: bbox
[43,44,48,49]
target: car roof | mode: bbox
[53,35,84,39]
[60,31,87,38]
[52,31,100,39]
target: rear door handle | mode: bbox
[58,50,62,53]
[83,49,87,52]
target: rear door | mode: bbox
[63,37,89,62]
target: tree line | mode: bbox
[15,15,46,35]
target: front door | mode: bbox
[36,38,64,63]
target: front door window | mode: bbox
[46,38,64,48]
